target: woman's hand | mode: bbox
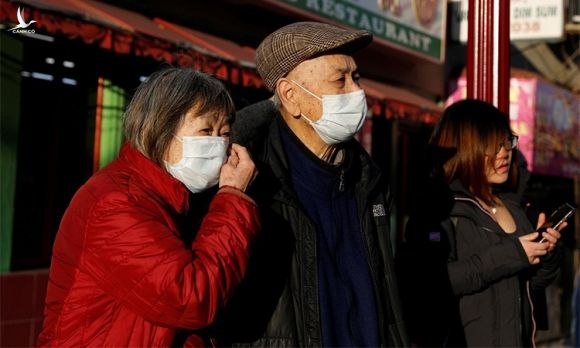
[535,213,564,253]
[219,144,257,192]
[519,233,549,265]
[519,212,567,264]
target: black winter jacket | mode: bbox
[399,180,561,347]
[212,100,408,347]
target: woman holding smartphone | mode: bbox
[401,99,566,347]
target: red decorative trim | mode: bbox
[0,1,264,88]
[384,100,440,124]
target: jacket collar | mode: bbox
[118,143,189,214]
[449,179,520,222]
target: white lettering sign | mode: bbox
[450,0,564,42]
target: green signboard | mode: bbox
[280,0,446,61]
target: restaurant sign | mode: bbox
[278,0,447,61]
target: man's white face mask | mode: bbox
[164,135,227,193]
[291,80,367,145]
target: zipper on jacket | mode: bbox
[359,216,385,344]
[272,191,321,346]
[338,169,345,192]
[515,277,523,346]
[361,177,394,345]
[358,194,387,345]
[526,280,537,348]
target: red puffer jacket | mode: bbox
[37,144,260,347]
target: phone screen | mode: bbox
[535,203,576,243]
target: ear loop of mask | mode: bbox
[290,80,321,124]
[290,80,322,101]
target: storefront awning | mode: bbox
[1,0,264,87]
[1,0,441,122]
[153,18,256,67]
[361,78,442,124]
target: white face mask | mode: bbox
[292,80,367,145]
[164,136,227,193]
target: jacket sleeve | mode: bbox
[82,190,260,329]
[529,243,562,290]
[445,218,530,296]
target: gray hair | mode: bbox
[123,68,235,165]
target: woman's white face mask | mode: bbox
[292,80,367,145]
[164,135,227,193]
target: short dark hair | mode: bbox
[123,68,235,165]
[430,99,519,205]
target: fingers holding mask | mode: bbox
[219,144,257,192]
[227,145,240,167]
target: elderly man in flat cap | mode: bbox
[212,21,408,347]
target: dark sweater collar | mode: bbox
[278,117,346,171]
[279,118,348,196]
[263,116,383,202]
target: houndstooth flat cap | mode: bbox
[256,21,373,91]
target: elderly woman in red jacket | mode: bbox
[37,68,260,347]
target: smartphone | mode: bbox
[535,203,576,243]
